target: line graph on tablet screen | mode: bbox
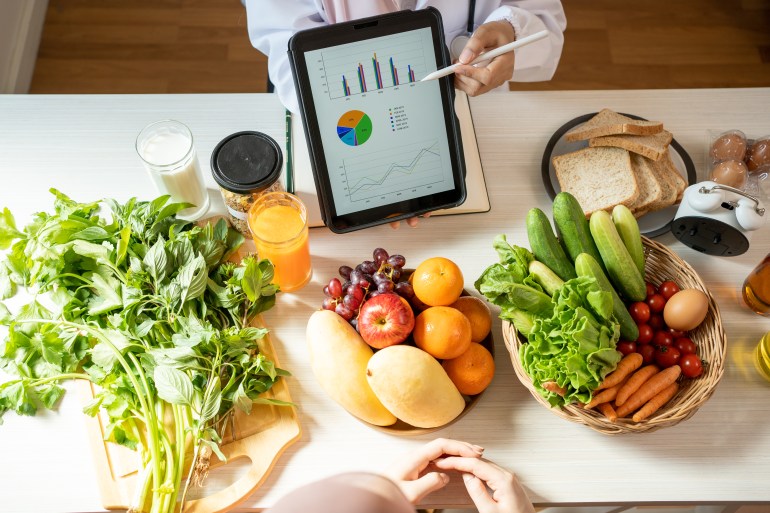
[341,140,445,202]
[317,31,429,100]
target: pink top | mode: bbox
[266,472,415,513]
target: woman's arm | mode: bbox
[244,0,328,112]
[487,0,566,81]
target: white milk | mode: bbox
[137,121,209,220]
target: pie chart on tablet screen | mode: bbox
[337,110,373,146]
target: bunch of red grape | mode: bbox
[321,248,415,327]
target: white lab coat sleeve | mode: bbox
[245,0,328,113]
[483,0,566,82]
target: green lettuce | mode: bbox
[521,276,621,406]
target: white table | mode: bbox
[1,90,769,512]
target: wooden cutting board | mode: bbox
[77,316,301,513]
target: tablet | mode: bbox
[288,8,467,233]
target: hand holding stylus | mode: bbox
[422,26,548,97]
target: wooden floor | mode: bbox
[30,0,770,94]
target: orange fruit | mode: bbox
[449,296,492,343]
[412,257,464,307]
[442,343,495,396]
[413,306,472,360]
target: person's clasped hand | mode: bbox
[435,454,536,513]
[385,438,535,513]
[384,438,484,502]
[454,20,517,97]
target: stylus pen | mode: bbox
[420,29,549,82]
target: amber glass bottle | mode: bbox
[743,254,770,316]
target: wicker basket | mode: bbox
[503,236,727,435]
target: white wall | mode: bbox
[0,0,48,93]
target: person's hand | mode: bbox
[384,438,484,503]
[434,456,535,513]
[454,20,516,97]
[388,212,431,229]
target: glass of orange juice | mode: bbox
[247,192,312,292]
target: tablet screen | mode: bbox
[303,27,456,216]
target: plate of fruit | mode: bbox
[306,249,496,435]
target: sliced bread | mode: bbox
[564,109,664,142]
[646,154,679,209]
[655,149,687,202]
[588,130,673,161]
[553,147,640,216]
[628,154,666,217]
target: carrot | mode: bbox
[632,383,679,422]
[586,377,628,409]
[542,381,566,396]
[615,365,659,407]
[616,365,682,418]
[597,402,617,422]
[596,353,643,391]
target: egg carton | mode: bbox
[706,129,769,201]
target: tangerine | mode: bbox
[449,296,492,343]
[413,306,472,360]
[412,257,464,306]
[442,343,495,396]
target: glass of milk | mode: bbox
[136,120,210,220]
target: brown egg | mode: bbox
[710,130,747,162]
[710,159,748,189]
[663,289,709,332]
[746,137,770,172]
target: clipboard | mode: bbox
[286,8,470,233]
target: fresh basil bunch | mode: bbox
[0,190,289,513]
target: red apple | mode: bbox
[357,293,415,348]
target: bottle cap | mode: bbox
[211,131,283,194]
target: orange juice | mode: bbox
[248,192,312,292]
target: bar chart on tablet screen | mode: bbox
[318,32,429,100]
[341,140,445,202]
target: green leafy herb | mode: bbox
[0,190,287,513]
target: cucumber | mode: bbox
[575,253,639,342]
[589,210,646,301]
[528,260,564,297]
[526,208,576,282]
[552,192,604,268]
[612,205,645,276]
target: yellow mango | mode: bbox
[366,345,465,428]
[306,310,397,426]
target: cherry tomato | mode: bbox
[674,337,697,355]
[654,345,681,368]
[636,324,654,345]
[648,314,666,331]
[658,280,681,300]
[680,354,704,378]
[639,344,656,364]
[653,331,674,347]
[668,327,687,338]
[617,340,637,356]
[647,294,667,313]
[646,282,657,298]
[628,301,651,324]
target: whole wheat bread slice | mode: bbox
[628,154,666,217]
[646,154,679,210]
[553,147,640,216]
[565,109,664,142]
[589,130,673,161]
[654,149,687,202]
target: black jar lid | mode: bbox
[210,131,283,194]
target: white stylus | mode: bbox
[420,30,549,82]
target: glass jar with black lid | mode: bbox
[211,131,284,237]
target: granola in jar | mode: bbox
[210,131,284,237]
